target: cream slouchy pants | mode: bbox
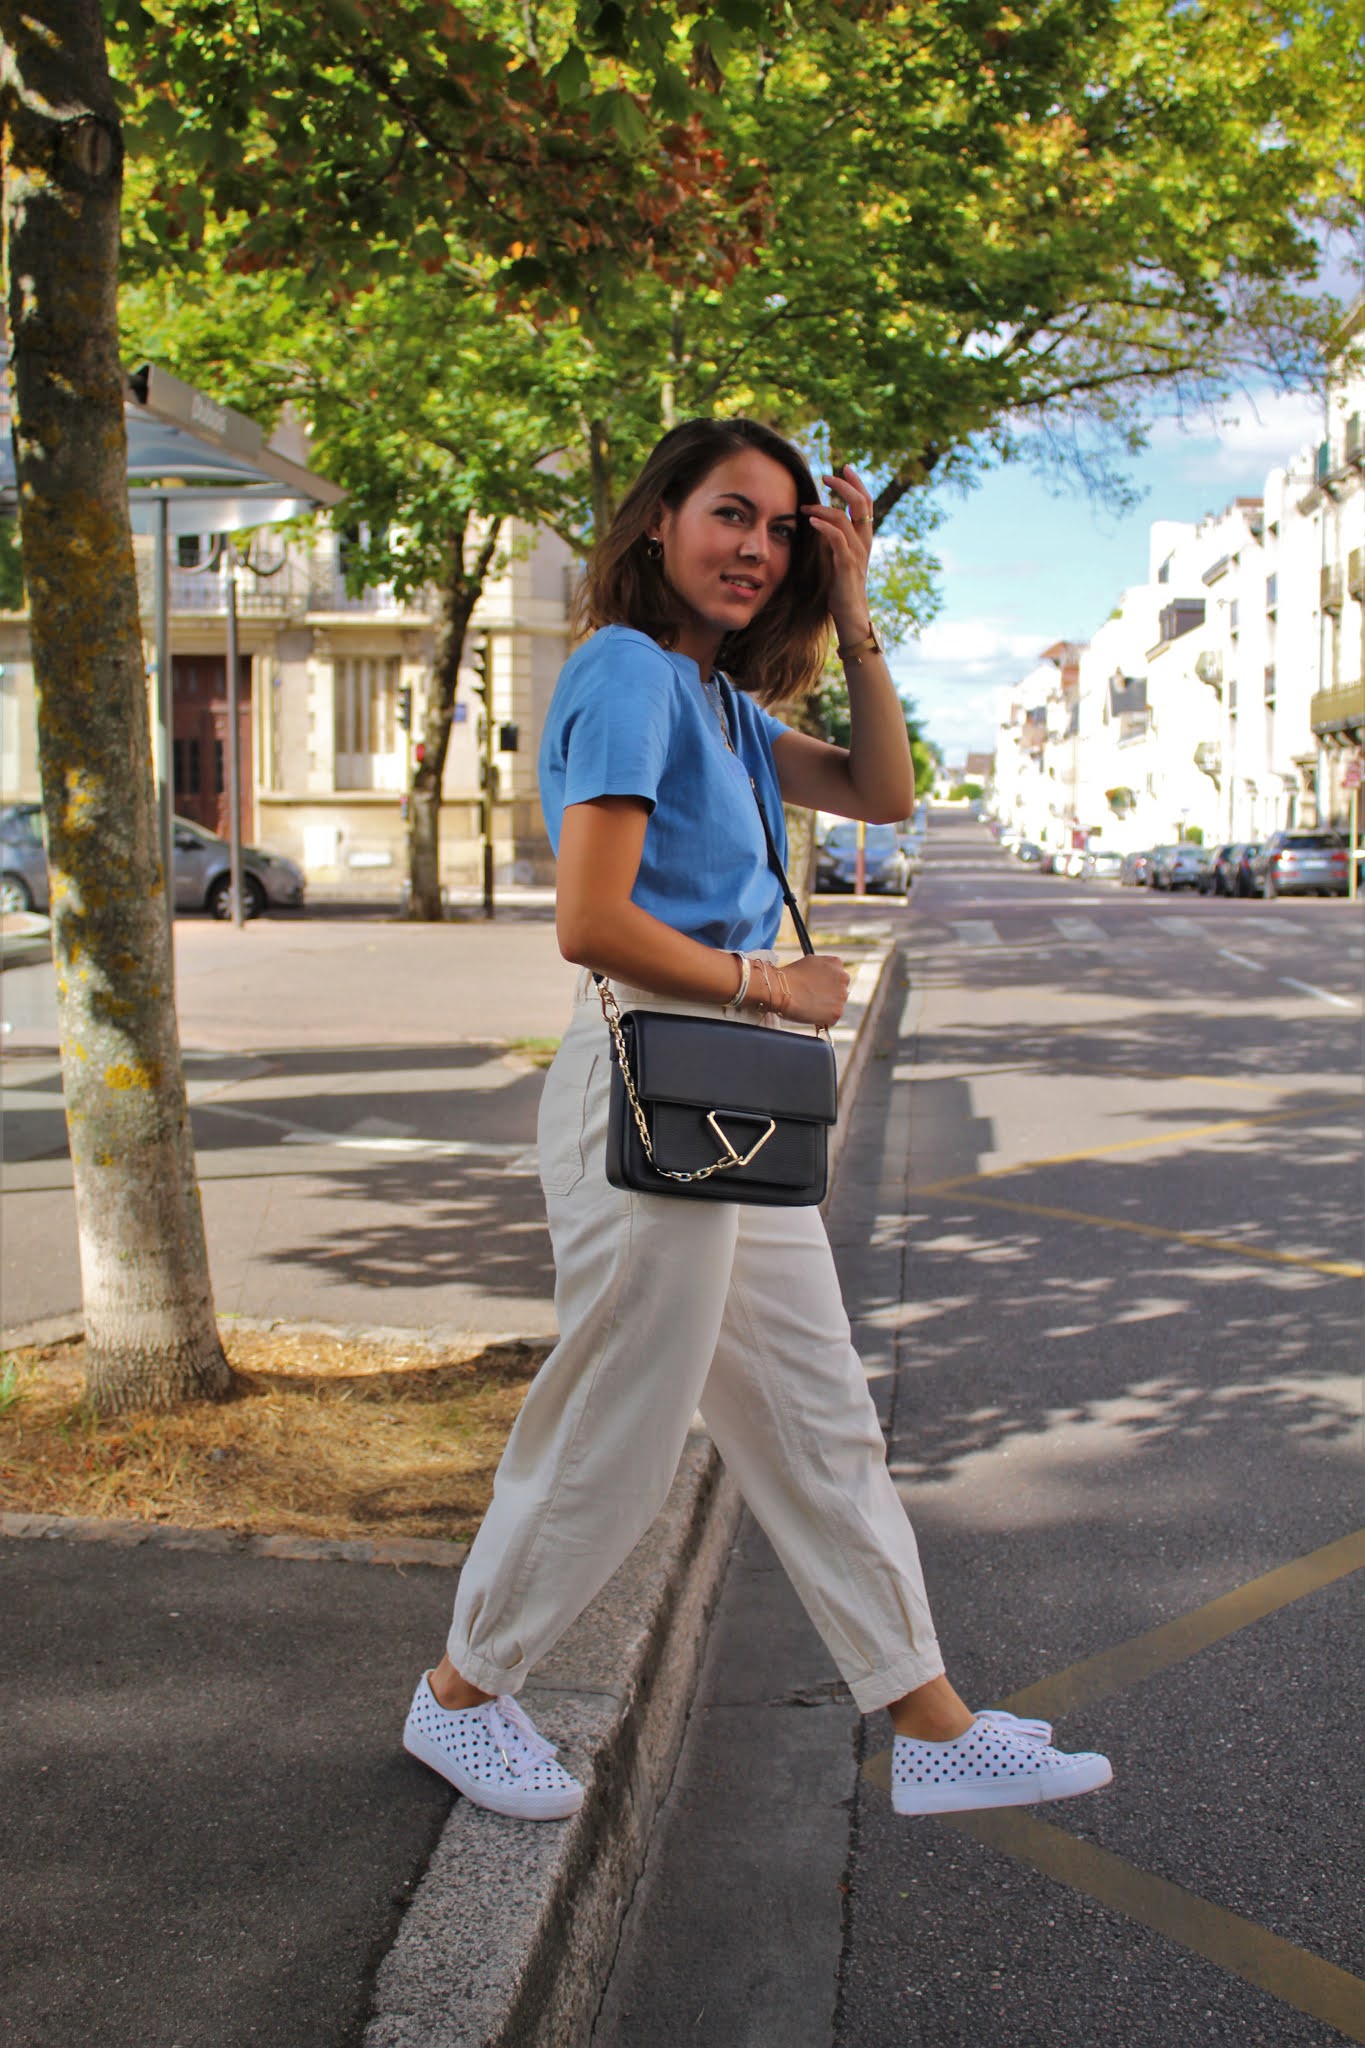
[447,973,944,1714]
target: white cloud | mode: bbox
[1148,388,1325,483]
[903,619,1049,672]
[890,618,1056,755]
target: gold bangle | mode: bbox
[837,628,881,662]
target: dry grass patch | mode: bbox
[0,1327,547,1543]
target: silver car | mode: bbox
[0,803,305,919]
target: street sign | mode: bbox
[1342,757,1362,790]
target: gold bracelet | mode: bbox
[837,628,881,663]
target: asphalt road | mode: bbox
[591,810,1364,2048]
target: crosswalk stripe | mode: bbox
[1151,915,1205,935]
[949,920,1001,945]
[1052,916,1107,943]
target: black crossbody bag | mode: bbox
[599,683,838,1207]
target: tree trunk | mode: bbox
[2,0,233,1412]
[404,514,502,920]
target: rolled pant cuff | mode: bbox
[445,1640,524,1698]
[848,1643,946,1715]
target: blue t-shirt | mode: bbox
[539,624,790,952]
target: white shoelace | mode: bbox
[976,1710,1052,1744]
[485,1695,559,1778]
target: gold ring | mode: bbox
[853,515,873,526]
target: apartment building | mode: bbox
[993,304,1365,850]
[0,519,575,889]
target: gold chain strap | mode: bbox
[598,981,757,1185]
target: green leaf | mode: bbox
[549,46,592,102]
[650,62,694,120]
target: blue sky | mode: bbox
[888,384,1327,765]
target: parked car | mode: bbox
[1200,842,1262,897]
[1080,849,1124,881]
[1153,843,1211,890]
[0,803,48,914]
[814,820,910,895]
[1119,849,1154,887]
[0,802,305,919]
[1014,841,1044,866]
[1250,830,1349,899]
[897,832,925,877]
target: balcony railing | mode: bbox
[146,565,311,616]
[306,570,434,616]
[1311,681,1365,734]
[1321,565,1344,614]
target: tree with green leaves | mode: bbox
[113,0,781,912]
[1,0,233,1412]
[118,0,1355,890]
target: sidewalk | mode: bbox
[0,910,905,2048]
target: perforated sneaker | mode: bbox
[892,1714,1111,1817]
[403,1675,585,1820]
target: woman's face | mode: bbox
[652,447,800,662]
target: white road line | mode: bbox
[1278,977,1359,1011]
[1216,948,1264,970]
[950,920,1001,945]
[1151,915,1205,935]
[1052,916,1108,943]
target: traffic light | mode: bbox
[397,684,413,730]
[499,722,520,753]
[469,634,490,699]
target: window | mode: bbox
[177,535,204,570]
[333,656,405,790]
[173,737,202,795]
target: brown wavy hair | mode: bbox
[571,417,833,707]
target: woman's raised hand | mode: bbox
[778,952,851,1028]
[803,463,875,634]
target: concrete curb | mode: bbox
[364,939,900,2048]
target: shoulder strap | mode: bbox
[717,677,815,958]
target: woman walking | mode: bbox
[402,418,1113,1821]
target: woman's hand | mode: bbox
[803,462,875,640]
[775,952,851,1028]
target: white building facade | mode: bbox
[993,305,1365,851]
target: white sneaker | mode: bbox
[403,1675,585,1820]
[892,1714,1112,1817]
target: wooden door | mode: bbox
[171,655,253,840]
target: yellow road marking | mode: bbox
[1002,1528,1365,1721]
[915,1097,1360,1193]
[915,1188,1365,1278]
[862,1531,1365,2034]
[945,1811,1365,2043]
[923,1067,1315,1093]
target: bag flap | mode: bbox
[623,1012,837,1125]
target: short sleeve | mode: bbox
[559,632,678,814]
[755,702,789,747]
